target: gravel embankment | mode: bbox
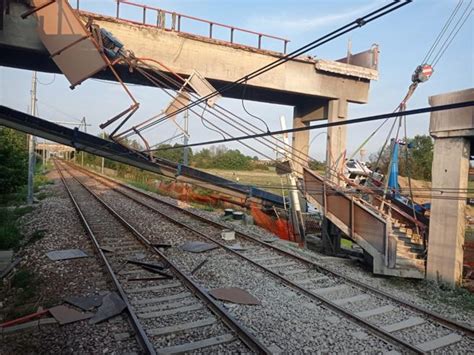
[0,169,140,354]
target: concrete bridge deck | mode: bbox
[0,1,377,106]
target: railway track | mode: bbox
[54,160,268,354]
[61,161,474,353]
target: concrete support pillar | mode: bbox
[326,99,348,185]
[427,88,473,286]
[292,102,326,175]
[292,109,310,176]
[427,137,470,285]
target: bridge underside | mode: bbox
[0,44,329,107]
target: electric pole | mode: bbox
[27,72,37,205]
[279,115,305,244]
[183,109,190,165]
[101,131,105,174]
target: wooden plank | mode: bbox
[139,304,202,319]
[296,276,330,285]
[158,334,234,354]
[133,292,191,305]
[333,294,370,306]
[148,318,216,336]
[251,255,282,263]
[128,282,181,293]
[313,284,348,295]
[138,298,196,313]
[381,317,425,333]
[416,333,463,352]
[262,262,296,268]
[281,269,308,276]
[355,305,395,318]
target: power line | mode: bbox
[421,0,464,64]
[432,4,473,67]
[132,1,411,133]
[146,101,473,152]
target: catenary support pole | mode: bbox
[27,71,37,205]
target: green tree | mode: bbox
[408,135,433,180]
[153,143,193,164]
[370,135,433,181]
[0,127,28,194]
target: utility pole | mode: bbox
[80,117,87,167]
[280,115,305,245]
[27,72,37,205]
[101,131,105,174]
[182,109,190,165]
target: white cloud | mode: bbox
[246,1,381,34]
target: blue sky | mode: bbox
[1,0,472,162]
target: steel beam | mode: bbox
[0,105,284,207]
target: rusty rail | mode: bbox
[74,0,289,53]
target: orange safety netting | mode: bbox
[155,181,297,243]
[250,204,297,242]
[155,181,247,208]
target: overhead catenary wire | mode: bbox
[128,1,411,133]
[124,60,318,171]
[421,0,464,64]
[106,2,411,170]
[431,3,473,67]
[131,65,288,165]
[145,101,473,152]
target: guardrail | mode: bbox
[73,0,289,53]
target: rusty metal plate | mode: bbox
[164,92,190,120]
[327,192,351,226]
[303,169,324,206]
[353,205,385,254]
[32,0,107,86]
[209,287,260,305]
[49,305,93,325]
[188,71,221,107]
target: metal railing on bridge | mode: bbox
[73,0,290,53]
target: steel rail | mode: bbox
[54,160,157,355]
[72,162,474,338]
[66,163,430,353]
[57,160,270,355]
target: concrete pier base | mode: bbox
[427,88,473,286]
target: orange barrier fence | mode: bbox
[155,180,298,242]
[250,204,296,242]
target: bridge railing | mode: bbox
[73,0,289,53]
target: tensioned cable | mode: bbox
[241,81,271,133]
[130,1,411,133]
[37,74,56,86]
[421,0,464,64]
[128,63,314,171]
[123,60,319,169]
[145,101,473,152]
[133,66,287,165]
[432,3,473,67]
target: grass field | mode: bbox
[203,168,287,196]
